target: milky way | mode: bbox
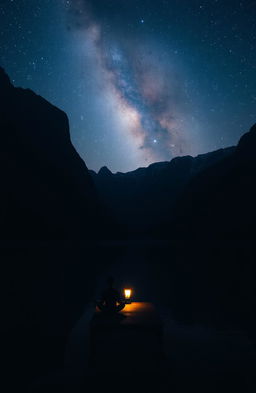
[67,0,204,167]
[1,0,255,172]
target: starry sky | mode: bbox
[1,0,255,173]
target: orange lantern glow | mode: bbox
[124,288,132,303]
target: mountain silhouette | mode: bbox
[0,67,104,388]
[167,123,256,332]
[90,147,235,235]
[0,66,101,246]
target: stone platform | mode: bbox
[89,302,163,371]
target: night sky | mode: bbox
[1,0,255,172]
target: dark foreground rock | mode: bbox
[90,302,164,370]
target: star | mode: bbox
[1,0,255,172]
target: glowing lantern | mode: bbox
[124,288,132,303]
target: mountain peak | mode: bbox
[0,66,13,91]
[98,166,112,176]
[236,123,256,160]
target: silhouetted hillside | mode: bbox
[167,123,256,333]
[0,67,104,389]
[0,66,101,246]
[90,147,235,235]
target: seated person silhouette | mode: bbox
[96,277,125,313]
